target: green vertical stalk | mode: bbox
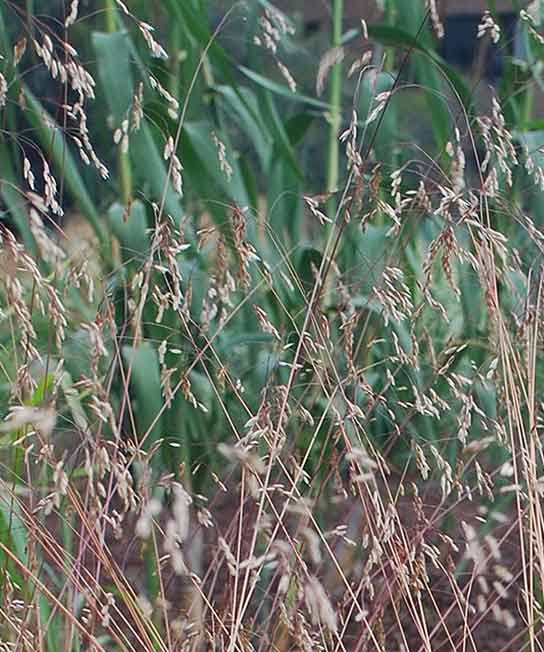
[326,0,343,222]
[105,0,116,35]
[26,0,34,42]
[105,0,132,206]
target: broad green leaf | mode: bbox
[183,121,250,208]
[367,25,473,147]
[266,157,302,249]
[0,489,28,582]
[284,113,315,146]
[368,25,473,112]
[164,0,237,77]
[0,140,35,253]
[28,373,55,406]
[122,343,163,455]
[61,372,88,432]
[264,112,313,247]
[108,200,150,262]
[133,125,184,220]
[214,85,271,169]
[93,31,182,220]
[92,31,133,121]
[359,72,398,167]
[239,66,330,110]
[260,91,304,180]
[515,130,544,226]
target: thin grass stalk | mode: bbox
[326,0,343,223]
[105,0,132,207]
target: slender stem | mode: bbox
[326,0,343,220]
[119,145,133,207]
[105,0,132,206]
[26,0,34,42]
[105,0,116,34]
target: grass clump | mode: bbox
[0,1,543,651]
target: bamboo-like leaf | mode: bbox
[214,85,271,169]
[0,140,35,253]
[239,65,330,110]
[122,343,163,456]
[366,24,473,147]
[183,121,250,208]
[368,25,473,111]
[0,489,28,588]
[108,200,150,263]
[93,31,182,220]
